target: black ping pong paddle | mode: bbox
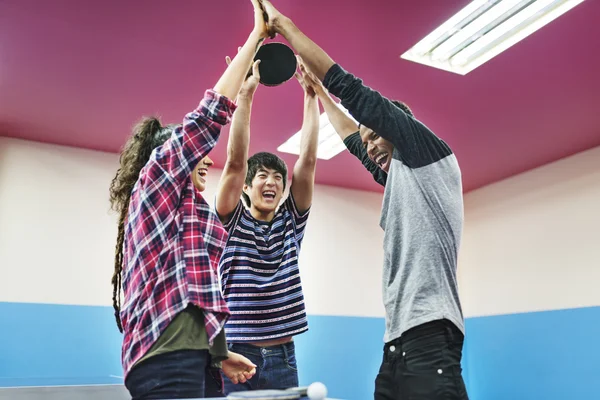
[250,42,297,87]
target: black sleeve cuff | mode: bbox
[342,131,361,148]
[323,64,345,92]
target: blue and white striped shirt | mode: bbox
[218,195,310,342]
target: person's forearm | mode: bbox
[298,95,319,164]
[214,31,264,101]
[343,132,387,187]
[225,94,253,169]
[290,94,319,213]
[275,18,335,81]
[319,91,358,140]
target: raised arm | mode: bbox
[322,65,451,168]
[290,62,320,213]
[147,0,269,185]
[215,61,261,221]
[299,61,386,186]
[343,132,387,186]
[262,1,451,168]
[213,0,267,101]
[319,94,386,186]
[262,1,334,80]
[316,88,357,141]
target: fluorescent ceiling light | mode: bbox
[277,104,357,160]
[401,0,586,75]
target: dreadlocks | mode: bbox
[111,205,129,332]
[108,117,172,332]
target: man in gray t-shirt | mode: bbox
[261,1,469,399]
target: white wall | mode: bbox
[459,145,600,318]
[3,135,599,322]
[0,138,120,306]
[0,137,385,318]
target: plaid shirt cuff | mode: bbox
[202,90,237,126]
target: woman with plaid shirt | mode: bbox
[108,1,270,398]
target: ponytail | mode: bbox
[108,117,168,332]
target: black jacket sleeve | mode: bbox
[343,131,387,187]
[324,64,452,168]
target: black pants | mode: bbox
[125,349,224,399]
[374,319,469,400]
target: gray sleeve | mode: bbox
[343,132,387,187]
[323,64,452,168]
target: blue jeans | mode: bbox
[223,342,299,395]
[125,349,223,399]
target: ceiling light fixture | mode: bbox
[401,0,586,75]
[277,103,357,160]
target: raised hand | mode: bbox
[295,71,316,98]
[241,60,262,97]
[260,0,286,38]
[295,55,325,98]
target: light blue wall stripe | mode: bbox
[1,302,598,400]
[0,303,122,387]
[463,306,600,400]
[294,315,384,399]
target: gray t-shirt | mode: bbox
[324,64,465,342]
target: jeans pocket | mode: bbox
[403,339,448,375]
[285,350,298,372]
[126,376,162,399]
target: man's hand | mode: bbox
[296,56,326,98]
[258,0,336,80]
[241,60,261,97]
[221,351,257,385]
[295,58,316,98]
[260,0,287,38]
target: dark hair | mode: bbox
[242,152,288,207]
[108,117,174,332]
[391,100,414,117]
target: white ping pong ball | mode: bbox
[307,381,327,400]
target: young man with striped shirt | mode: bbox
[214,63,320,393]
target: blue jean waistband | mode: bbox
[228,341,295,357]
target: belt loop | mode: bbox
[282,343,289,360]
[444,320,456,343]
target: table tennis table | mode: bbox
[0,384,341,400]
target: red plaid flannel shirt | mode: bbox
[120,90,237,377]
